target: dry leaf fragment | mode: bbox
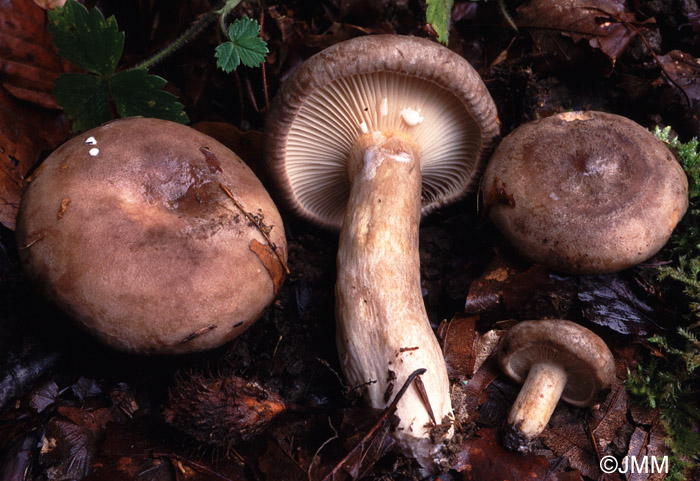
[250,238,286,295]
[515,0,649,67]
[32,0,67,8]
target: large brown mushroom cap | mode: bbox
[16,117,287,355]
[481,111,688,274]
[498,319,615,407]
[265,34,500,230]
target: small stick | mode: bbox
[219,183,290,274]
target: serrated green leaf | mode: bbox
[110,69,189,124]
[48,0,124,76]
[53,73,111,132]
[215,17,268,73]
[426,0,454,45]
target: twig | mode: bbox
[219,183,290,274]
[319,368,426,481]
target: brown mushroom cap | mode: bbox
[498,319,615,407]
[481,111,688,274]
[16,117,287,355]
[264,34,499,230]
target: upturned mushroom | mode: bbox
[264,34,499,470]
[498,319,615,453]
[16,117,287,355]
[481,111,688,274]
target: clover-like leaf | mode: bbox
[48,0,124,76]
[110,69,188,124]
[426,0,453,45]
[215,17,268,73]
[53,73,111,132]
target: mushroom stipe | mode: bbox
[264,34,500,473]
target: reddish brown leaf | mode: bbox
[515,0,647,66]
[440,315,478,379]
[460,356,500,422]
[0,85,70,230]
[464,252,522,316]
[250,238,286,296]
[452,427,552,480]
[0,0,71,108]
[32,0,66,8]
[657,50,700,114]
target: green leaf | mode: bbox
[48,0,124,76]
[53,73,111,132]
[215,17,268,73]
[110,69,189,124]
[426,0,454,45]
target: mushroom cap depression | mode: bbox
[16,117,287,355]
[481,111,688,274]
[264,34,500,230]
[498,320,615,407]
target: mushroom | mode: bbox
[16,117,287,355]
[264,34,499,470]
[481,111,688,274]
[497,319,615,453]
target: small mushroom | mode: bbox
[16,117,287,355]
[264,34,499,470]
[481,111,688,274]
[497,319,615,453]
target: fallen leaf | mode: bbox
[541,371,628,478]
[464,252,522,317]
[515,0,650,67]
[439,315,479,379]
[624,422,669,481]
[656,50,700,130]
[250,238,286,295]
[0,0,71,108]
[451,427,552,480]
[32,0,67,8]
[0,85,70,229]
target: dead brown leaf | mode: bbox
[464,252,522,317]
[0,0,71,108]
[439,315,479,379]
[656,50,700,117]
[32,0,66,8]
[541,368,628,479]
[451,427,552,480]
[515,0,649,67]
[624,422,669,481]
[250,238,286,296]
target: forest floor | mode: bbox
[1,0,700,480]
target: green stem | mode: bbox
[131,0,242,71]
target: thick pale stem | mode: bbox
[504,361,567,453]
[336,132,453,472]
